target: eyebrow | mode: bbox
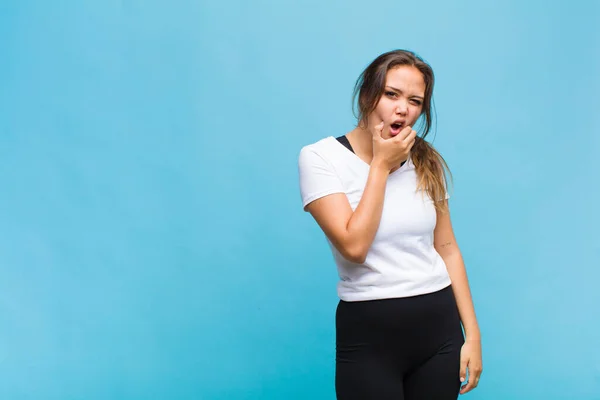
[386,86,424,100]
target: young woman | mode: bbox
[298,49,482,399]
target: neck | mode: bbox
[348,125,374,162]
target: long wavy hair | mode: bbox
[352,49,452,213]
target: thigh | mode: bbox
[403,336,464,400]
[336,354,404,400]
[403,286,465,400]
[335,300,404,400]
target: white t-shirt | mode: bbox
[298,136,451,302]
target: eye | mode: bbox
[385,91,398,98]
[410,99,422,105]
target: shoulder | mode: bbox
[297,136,346,209]
[298,136,338,166]
[299,136,335,155]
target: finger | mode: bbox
[459,360,467,385]
[372,121,385,139]
[394,125,413,141]
[460,367,482,394]
[390,125,409,142]
[460,376,477,394]
[396,129,415,146]
[471,365,483,388]
[403,130,417,146]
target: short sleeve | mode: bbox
[298,146,345,211]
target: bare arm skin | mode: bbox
[434,201,483,394]
[305,160,390,264]
[305,123,416,264]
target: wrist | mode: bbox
[464,328,481,342]
[370,157,390,173]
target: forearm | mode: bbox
[443,251,480,340]
[345,161,389,262]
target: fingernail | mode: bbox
[460,378,465,382]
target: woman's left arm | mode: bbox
[434,200,483,394]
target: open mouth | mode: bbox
[390,122,404,136]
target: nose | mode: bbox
[395,100,408,115]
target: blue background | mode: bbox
[1,1,599,399]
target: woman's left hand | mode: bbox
[459,339,483,394]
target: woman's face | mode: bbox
[368,65,426,139]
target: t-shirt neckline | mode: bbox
[328,135,409,175]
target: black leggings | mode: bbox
[335,285,465,400]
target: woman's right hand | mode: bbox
[370,121,417,172]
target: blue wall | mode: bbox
[1,1,599,399]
